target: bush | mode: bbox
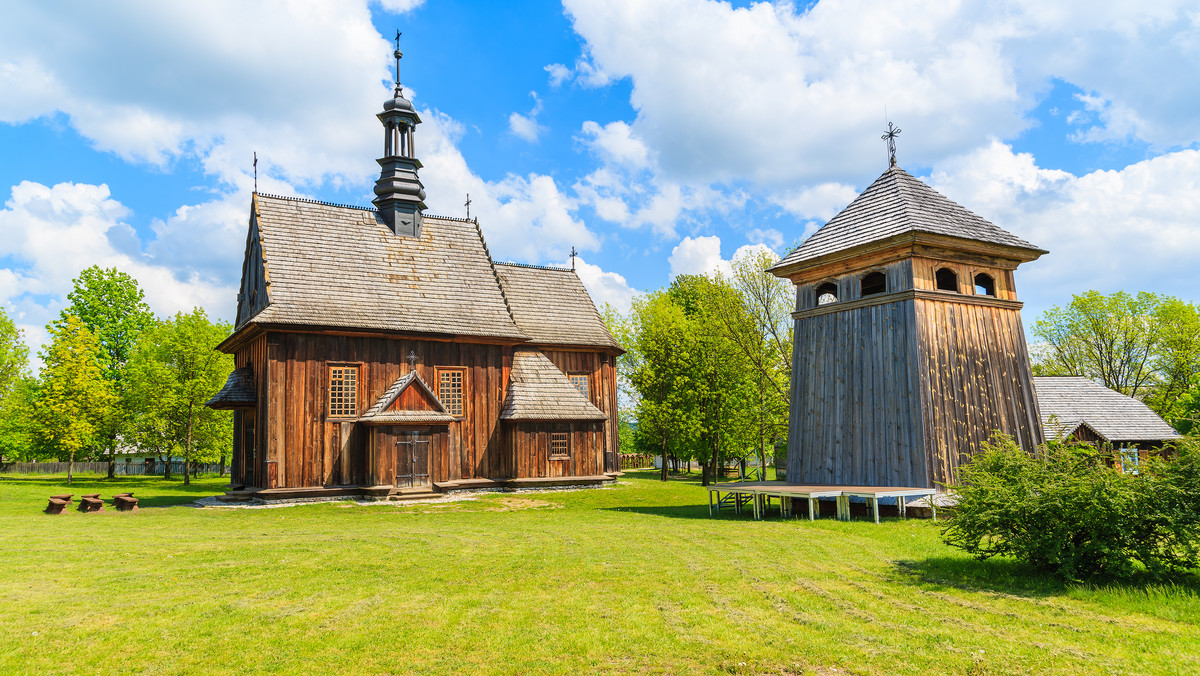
[942,434,1200,581]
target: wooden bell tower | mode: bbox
[770,159,1047,488]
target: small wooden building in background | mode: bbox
[1034,376,1182,472]
[770,163,1048,488]
[206,61,622,499]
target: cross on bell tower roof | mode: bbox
[882,121,901,167]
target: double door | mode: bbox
[393,429,430,488]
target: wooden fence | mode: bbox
[0,461,224,476]
[619,453,655,470]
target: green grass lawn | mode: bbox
[1,471,1197,675]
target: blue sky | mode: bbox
[2,0,1199,359]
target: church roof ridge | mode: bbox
[252,192,478,224]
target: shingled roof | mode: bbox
[206,367,256,409]
[1034,376,1181,443]
[771,165,1046,273]
[243,195,526,340]
[493,263,622,350]
[500,349,608,421]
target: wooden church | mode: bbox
[769,136,1047,489]
[206,45,622,498]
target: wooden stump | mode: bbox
[45,498,69,515]
[114,495,139,512]
[77,496,104,513]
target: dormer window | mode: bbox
[935,268,958,292]
[816,282,838,305]
[974,273,995,296]
[861,271,886,297]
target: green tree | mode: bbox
[1032,291,1200,428]
[125,309,233,485]
[0,307,34,460]
[33,316,118,483]
[62,266,156,475]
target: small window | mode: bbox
[1119,447,1140,475]
[861,271,886,296]
[816,282,838,306]
[550,431,570,459]
[328,365,358,417]
[974,273,995,296]
[935,268,958,292]
[569,374,589,399]
[437,368,465,417]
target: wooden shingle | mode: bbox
[771,165,1046,272]
[493,263,622,350]
[1034,376,1181,443]
[500,349,608,421]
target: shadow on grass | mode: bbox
[1,474,227,508]
[600,504,715,519]
[891,555,1200,600]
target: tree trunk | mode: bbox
[67,449,75,485]
[184,404,194,486]
[660,437,668,482]
[220,452,227,478]
[106,433,118,479]
[163,454,172,481]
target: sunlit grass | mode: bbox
[1,470,1197,675]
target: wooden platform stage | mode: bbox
[706,481,937,523]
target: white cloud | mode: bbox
[507,91,545,142]
[668,235,778,280]
[0,1,393,188]
[0,181,235,362]
[572,256,639,314]
[746,227,784,249]
[579,121,651,169]
[417,110,599,263]
[928,140,1200,315]
[768,182,859,221]
[561,0,1200,186]
[374,0,424,12]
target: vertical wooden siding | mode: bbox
[913,299,1043,486]
[787,298,926,487]
[509,422,606,478]
[540,350,619,473]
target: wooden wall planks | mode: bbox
[787,294,1042,488]
[232,332,618,489]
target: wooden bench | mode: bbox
[77,496,104,513]
[45,497,70,515]
[50,493,74,505]
[113,495,139,512]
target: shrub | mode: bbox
[942,434,1200,581]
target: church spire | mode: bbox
[374,30,427,237]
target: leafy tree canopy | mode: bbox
[62,265,155,383]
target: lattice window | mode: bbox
[438,368,465,417]
[550,431,570,459]
[328,366,358,417]
[569,374,589,399]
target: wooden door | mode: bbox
[395,430,431,488]
[242,411,257,486]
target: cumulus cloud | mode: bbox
[668,235,776,279]
[507,92,545,142]
[572,256,639,314]
[928,140,1200,315]
[0,181,236,360]
[561,0,1200,186]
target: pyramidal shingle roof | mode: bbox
[244,194,527,340]
[1033,376,1181,443]
[771,166,1046,273]
[494,263,622,350]
[500,349,608,421]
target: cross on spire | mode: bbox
[406,350,418,371]
[570,246,578,271]
[253,151,258,193]
[881,121,902,167]
[393,30,404,97]
[465,193,471,219]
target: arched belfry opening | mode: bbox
[860,271,886,296]
[768,130,1047,489]
[935,267,958,292]
[974,273,996,296]
[816,282,838,305]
